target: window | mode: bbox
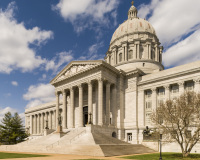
[158,88,165,96]
[128,50,133,60]
[185,81,194,91]
[171,85,179,94]
[145,90,152,98]
[158,99,164,106]
[127,133,132,142]
[146,101,152,111]
[119,53,122,62]
[146,113,151,124]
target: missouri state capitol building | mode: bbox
[24,2,200,146]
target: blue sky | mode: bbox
[0,0,200,120]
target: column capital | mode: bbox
[178,81,184,86]
[55,91,60,97]
[194,78,200,84]
[88,80,93,86]
[164,85,170,89]
[78,84,83,89]
[106,81,111,87]
[70,86,74,91]
[98,78,103,82]
[151,88,157,92]
[62,89,67,95]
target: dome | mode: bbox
[110,18,156,45]
[105,1,164,74]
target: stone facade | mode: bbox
[25,2,200,146]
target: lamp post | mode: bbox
[158,117,163,160]
[159,133,162,160]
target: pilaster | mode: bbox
[151,88,157,111]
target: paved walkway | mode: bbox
[0,151,144,160]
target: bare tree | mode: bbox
[151,91,200,157]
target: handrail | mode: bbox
[69,129,86,144]
[46,128,86,150]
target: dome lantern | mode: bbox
[128,1,138,19]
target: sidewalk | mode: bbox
[0,151,141,160]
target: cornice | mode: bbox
[138,67,200,86]
[113,59,164,70]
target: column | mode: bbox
[41,113,44,132]
[137,43,140,59]
[124,44,128,61]
[98,79,103,125]
[54,110,56,129]
[62,90,67,129]
[134,44,137,59]
[151,88,157,111]
[112,85,117,126]
[56,92,60,129]
[194,79,200,93]
[164,85,170,101]
[45,112,48,128]
[88,81,93,123]
[49,111,52,129]
[30,115,33,134]
[70,87,74,128]
[106,82,111,125]
[34,115,37,134]
[178,82,185,95]
[78,84,83,127]
[94,84,98,125]
[37,114,40,134]
[155,44,158,61]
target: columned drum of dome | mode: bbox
[105,2,164,74]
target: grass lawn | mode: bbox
[121,153,200,160]
[0,152,49,159]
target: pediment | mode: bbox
[51,61,102,84]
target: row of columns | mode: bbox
[55,78,116,130]
[108,42,162,66]
[29,110,56,135]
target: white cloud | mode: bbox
[45,51,74,74]
[138,0,200,47]
[0,107,16,123]
[53,0,119,33]
[0,2,53,74]
[0,107,25,125]
[11,81,18,86]
[163,29,200,68]
[23,83,55,108]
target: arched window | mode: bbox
[112,132,117,138]
[128,50,133,60]
[119,53,122,62]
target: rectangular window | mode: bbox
[171,85,179,94]
[127,133,132,142]
[185,81,194,91]
[158,88,165,96]
[146,101,152,111]
[145,90,152,98]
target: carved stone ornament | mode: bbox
[57,64,95,80]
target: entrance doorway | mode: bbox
[83,106,88,127]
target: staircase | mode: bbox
[0,125,156,156]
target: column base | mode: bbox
[56,125,63,133]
